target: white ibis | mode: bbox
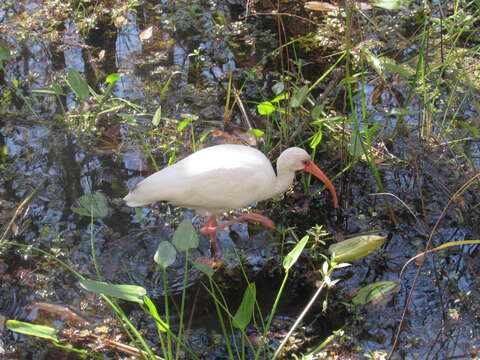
[124,144,338,254]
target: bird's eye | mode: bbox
[302,160,308,165]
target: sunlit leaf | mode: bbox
[172,220,199,251]
[106,73,122,84]
[72,192,109,218]
[372,0,403,10]
[233,283,256,330]
[0,44,11,61]
[271,93,288,103]
[272,82,284,95]
[290,86,309,108]
[66,68,89,100]
[328,234,387,262]
[80,279,146,303]
[304,1,338,11]
[283,235,309,270]
[143,296,169,331]
[310,131,323,150]
[177,118,192,132]
[367,54,411,77]
[352,281,400,306]
[257,101,276,115]
[247,129,265,138]
[152,105,162,126]
[139,26,154,41]
[154,241,177,269]
[6,320,58,341]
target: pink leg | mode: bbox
[200,216,220,255]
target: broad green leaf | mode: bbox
[52,83,66,96]
[143,296,169,331]
[152,105,162,126]
[233,283,256,330]
[352,281,400,306]
[172,220,199,251]
[66,68,89,100]
[311,105,324,121]
[372,0,403,10]
[154,241,177,269]
[272,82,284,95]
[72,192,109,218]
[290,86,309,108]
[367,54,411,77]
[177,118,191,132]
[257,101,276,115]
[0,44,11,61]
[106,73,122,84]
[6,320,58,342]
[192,260,214,278]
[283,235,309,270]
[80,279,146,303]
[328,234,387,262]
[247,129,265,138]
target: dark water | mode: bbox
[1,0,479,359]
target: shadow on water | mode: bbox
[0,0,479,358]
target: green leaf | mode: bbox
[367,54,411,77]
[271,93,289,103]
[310,131,323,150]
[283,235,309,270]
[349,128,364,159]
[372,0,403,10]
[352,281,400,306]
[247,129,265,138]
[192,260,215,278]
[66,68,89,100]
[311,105,324,121]
[172,220,199,251]
[80,279,147,303]
[233,283,256,330]
[328,234,387,262]
[6,320,58,342]
[177,118,192,132]
[154,241,177,269]
[72,192,110,218]
[143,296,169,331]
[52,83,66,96]
[272,82,284,95]
[152,105,162,126]
[290,86,309,108]
[257,101,276,115]
[105,73,122,84]
[0,44,11,61]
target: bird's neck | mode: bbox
[270,166,296,198]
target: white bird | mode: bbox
[124,144,338,254]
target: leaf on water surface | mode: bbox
[154,241,177,269]
[352,281,400,306]
[283,235,309,270]
[172,220,199,251]
[367,54,411,78]
[80,279,147,303]
[66,68,90,101]
[290,86,309,108]
[257,101,276,115]
[328,234,387,262]
[0,44,11,61]
[6,320,58,342]
[72,192,110,218]
[143,296,169,331]
[233,283,256,330]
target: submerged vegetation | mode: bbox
[0,0,479,358]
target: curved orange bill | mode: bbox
[303,160,339,208]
